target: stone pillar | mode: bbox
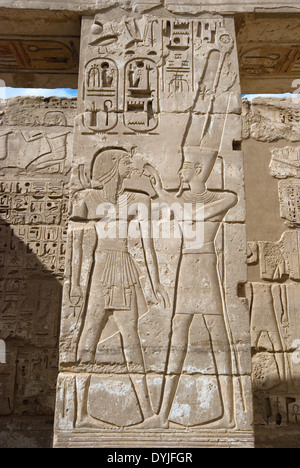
[54,9,254,448]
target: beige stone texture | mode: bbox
[3,2,300,450]
[244,97,300,448]
[243,97,300,143]
[53,10,253,448]
[0,0,300,14]
[0,8,300,95]
[0,96,74,448]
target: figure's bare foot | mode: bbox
[77,350,95,364]
[135,414,169,429]
[75,414,102,429]
[200,415,235,430]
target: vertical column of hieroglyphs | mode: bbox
[55,9,254,448]
[0,97,75,444]
[245,98,300,432]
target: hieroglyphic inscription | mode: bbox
[55,13,253,448]
[0,224,67,277]
[270,147,300,179]
[81,17,238,135]
[278,180,300,227]
[0,180,68,226]
[0,98,72,432]
[268,146,300,228]
[124,58,159,132]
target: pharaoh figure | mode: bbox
[69,148,170,427]
[145,149,237,428]
[144,44,239,427]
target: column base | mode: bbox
[54,428,255,448]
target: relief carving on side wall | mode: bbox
[248,140,300,428]
[0,97,73,425]
[56,16,251,435]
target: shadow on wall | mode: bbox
[248,279,300,448]
[0,220,63,448]
[253,373,300,449]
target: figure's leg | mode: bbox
[159,314,193,425]
[269,332,287,387]
[114,303,153,421]
[75,374,100,428]
[77,295,108,363]
[75,295,110,426]
[204,315,235,428]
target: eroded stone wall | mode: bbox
[1,95,300,449]
[52,10,254,449]
[1,1,300,14]
[0,96,75,448]
[243,96,300,448]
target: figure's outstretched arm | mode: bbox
[142,236,171,309]
[143,163,176,205]
[21,131,44,143]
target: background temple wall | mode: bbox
[243,96,300,448]
[0,2,300,447]
[0,0,300,14]
[0,96,75,447]
[1,95,300,448]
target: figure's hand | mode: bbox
[143,163,163,190]
[70,285,83,306]
[154,284,171,309]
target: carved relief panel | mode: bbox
[76,13,242,191]
[84,58,118,132]
[0,97,72,433]
[244,100,300,438]
[124,58,159,132]
[54,11,253,449]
